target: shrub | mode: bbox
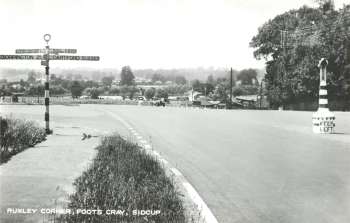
[0,118,46,164]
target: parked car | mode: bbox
[151,98,165,107]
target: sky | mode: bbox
[0,0,348,70]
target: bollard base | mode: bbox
[312,108,335,134]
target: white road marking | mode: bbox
[171,168,182,176]
[183,182,219,223]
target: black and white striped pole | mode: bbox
[312,58,335,134]
[43,34,52,134]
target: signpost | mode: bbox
[0,34,100,134]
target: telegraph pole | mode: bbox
[280,30,288,110]
[259,79,263,109]
[229,67,233,109]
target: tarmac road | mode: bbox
[1,104,350,223]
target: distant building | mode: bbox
[234,95,269,108]
[154,80,163,85]
[98,95,123,100]
[186,90,203,102]
[165,80,173,85]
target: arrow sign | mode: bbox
[0,55,44,60]
[0,54,99,61]
[49,55,99,61]
[15,49,77,54]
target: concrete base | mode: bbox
[312,108,335,134]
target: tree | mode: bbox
[89,88,100,99]
[50,85,66,95]
[144,88,156,100]
[212,84,228,102]
[315,0,334,13]
[27,71,37,84]
[232,85,259,96]
[26,85,44,96]
[203,83,215,96]
[102,76,115,87]
[151,73,166,83]
[174,75,187,85]
[120,86,138,99]
[70,81,84,98]
[163,85,190,96]
[155,88,168,99]
[108,86,120,95]
[120,66,135,86]
[207,75,215,85]
[19,79,26,87]
[237,69,258,85]
[191,79,202,92]
[84,80,99,88]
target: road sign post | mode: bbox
[43,35,51,134]
[0,34,100,134]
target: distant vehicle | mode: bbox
[154,100,165,106]
[151,97,165,107]
[137,96,146,101]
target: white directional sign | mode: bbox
[49,55,99,61]
[0,54,99,61]
[0,55,43,60]
[16,49,77,54]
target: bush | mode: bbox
[0,118,46,164]
[62,134,186,223]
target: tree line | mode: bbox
[1,65,261,103]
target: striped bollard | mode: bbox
[312,58,335,134]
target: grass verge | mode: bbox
[60,134,186,223]
[0,117,46,164]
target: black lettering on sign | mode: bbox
[48,55,99,61]
[0,55,43,60]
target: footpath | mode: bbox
[0,125,101,223]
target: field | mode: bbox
[1,104,350,223]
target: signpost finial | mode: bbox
[43,34,51,45]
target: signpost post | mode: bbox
[0,34,100,134]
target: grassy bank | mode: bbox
[62,134,186,223]
[0,117,46,164]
